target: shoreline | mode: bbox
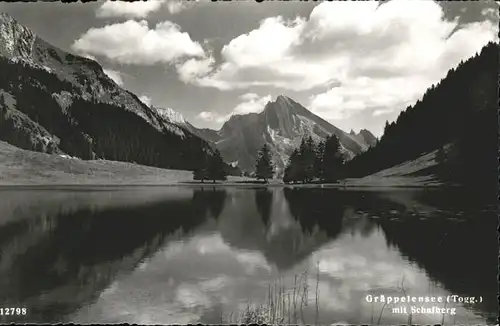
[0,140,449,190]
[0,180,447,190]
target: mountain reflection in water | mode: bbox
[0,186,496,324]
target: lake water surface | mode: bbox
[0,186,497,325]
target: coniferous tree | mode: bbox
[207,149,227,183]
[323,135,344,182]
[283,165,292,184]
[255,143,275,183]
[283,148,300,183]
[296,136,316,183]
[304,136,316,182]
[314,140,326,181]
[383,120,390,139]
[296,138,307,182]
[193,153,209,183]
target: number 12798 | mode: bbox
[0,308,27,316]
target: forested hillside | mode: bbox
[0,11,226,172]
[0,57,212,170]
[346,42,498,194]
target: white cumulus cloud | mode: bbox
[96,0,190,18]
[176,56,215,83]
[189,0,497,123]
[96,0,165,18]
[196,93,271,127]
[139,95,152,106]
[72,20,206,65]
[196,111,228,124]
[233,93,271,115]
[103,69,124,86]
[166,0,191,14]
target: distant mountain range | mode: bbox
[187,95,377,174]
[0,12,375,175]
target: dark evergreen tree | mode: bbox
[293,136,316,183]
[283,148,300,183]
[296,138,307,182]
[193,152,209,183]
[302,136,316,182]
[314,140,326,181]
[323,135,344,182]
[255,143,274,182]
[283,135,344,184]
[207,149,227,183]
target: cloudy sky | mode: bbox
[0,0,497,136]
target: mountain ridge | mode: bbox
[0,12,193,137]
[0,12,213,171]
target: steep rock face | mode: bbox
[0,12,36,59]
[0,12,212,170]
[192,95,375,174]
[349,129,378,149]
[358,129,377,147]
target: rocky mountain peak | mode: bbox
[357,129,378,147]
[274,95,298,110]
[0,12,36,60]
[153,106,187,125]
[276,94,292,104]
[263,95,308,120]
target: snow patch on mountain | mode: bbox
[295,115,324,141]
[267,126,277,143]
[266,125,296,174]
[267,126,292,147]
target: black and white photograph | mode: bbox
[0,0,498,324]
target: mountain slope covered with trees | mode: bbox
[0,12,217,171]
[345,42,498,194]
